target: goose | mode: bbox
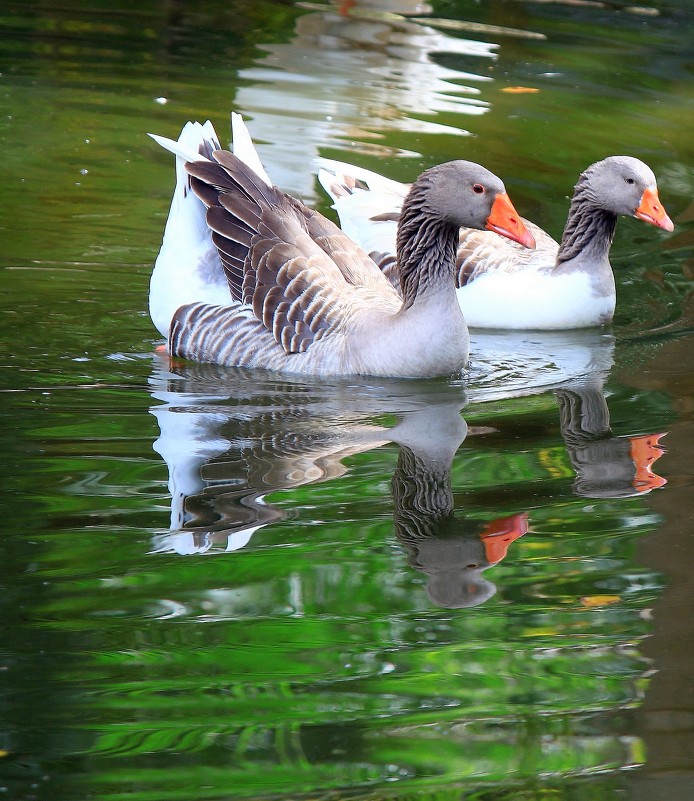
[316,155,674,330]
[149,114,534,379]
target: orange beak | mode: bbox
[480,512,529,564]
[629,432,667,493]
[635,187,674,232]
[486,192,536,248]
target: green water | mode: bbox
[1,1,693,800]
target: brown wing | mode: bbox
[186,151,278,301]
[185,151,393,355]
[289,198,395,294]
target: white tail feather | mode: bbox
[149,119,231,337]
[149,114,278,338]
[231,112,272,187]
[315,158,408,258]
[148,130,213,165]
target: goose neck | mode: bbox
[392,445,455,527]
[557,182,618,267]
[396,206,459,309]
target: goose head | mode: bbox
[407,160,536,248]
[581,156,674,231]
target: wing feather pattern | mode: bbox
[300,203,392,293]
[181,151,395,357]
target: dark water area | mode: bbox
[0,1,693,800]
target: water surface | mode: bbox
[1,1,693,800]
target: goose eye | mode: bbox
[472,184,485,194]
[624,177,635,185]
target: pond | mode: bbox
[1,1,693,799]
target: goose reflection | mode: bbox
[149,359,469,554]
[556,381,666,498]
[148,358,529,608]
[147,328,665,607]
[149,360,397,554]
[469,328,666,498]
[392,438,527,608]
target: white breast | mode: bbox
[459,269,616,330]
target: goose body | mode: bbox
[317,155,673,330]
[150,114,533,378]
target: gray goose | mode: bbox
[317,155,673,330]
[150,115,534,378]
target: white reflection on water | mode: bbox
[235,0,499,195]
[149,363,467,554]
[467,328,616,401]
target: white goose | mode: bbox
[149,114,534,378]
[317,155,674,330]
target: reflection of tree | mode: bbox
[4,348,662,795]
[617,324,694,798]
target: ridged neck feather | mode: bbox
[556,387,612,448]
[392,445,454,542]
[557,172,618,265]
[396,185,459,309]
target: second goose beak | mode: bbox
[635,187,674,232]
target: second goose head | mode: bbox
[579,156,673,231]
